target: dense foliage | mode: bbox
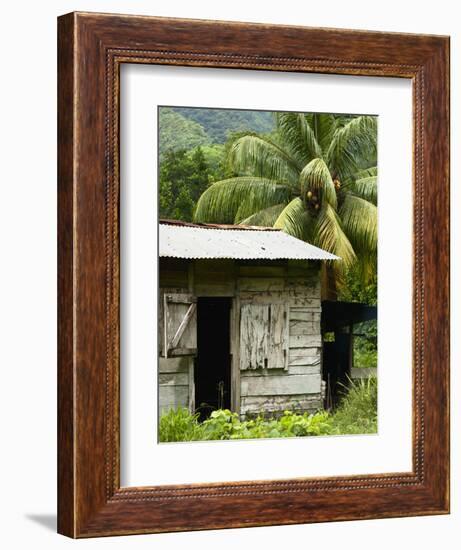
[352,325,378,369]
[158,108,209,158]
[172,107,275,143]
[338,263,377,369]
[193,112,378,297]
[159,147,213,221]
[159,377,377,442]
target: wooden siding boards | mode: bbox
[163,292,197,357]
[158,357,193,414]
[239,304,269,370]
[194,259,235,297]
[241,395,322,416]
[237,260,322,416]
[158,386,189,412]
[159,258,323,417]
[241,374,321,397]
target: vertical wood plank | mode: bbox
[230,297,241,414]
[239,304,268,370]
[268,303,285,369]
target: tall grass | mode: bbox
[158,377,377,443]
[329,376,377,435]
[158,407,205,442]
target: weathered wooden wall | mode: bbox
[158,259,195,415]
[237,260,323,417]
[158,356,194,415]
[158,258,323,418]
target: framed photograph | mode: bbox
[57,12,450,537]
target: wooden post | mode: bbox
[230,297,241,415]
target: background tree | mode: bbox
[158,108,209,160]
[193,113,378,298]
[159,147,213,221]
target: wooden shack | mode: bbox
[158,220,339,419]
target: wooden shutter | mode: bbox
[239,303,288,370]
[162,293,197,357]
[269,304,289,370]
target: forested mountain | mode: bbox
[169,107,275,143]
[158,108,209,158]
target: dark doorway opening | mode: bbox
[195,297,232,420]
[321,300,377,409]
[323,331,352,409]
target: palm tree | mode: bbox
[193,113,378,299]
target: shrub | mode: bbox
[158,377,377,442]
[328,376,377,435]
[158,407,206,442]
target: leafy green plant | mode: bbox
[158,407,206,442]
[328,377,377,435]
[158,377,377,443]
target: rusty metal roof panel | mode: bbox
[159,223,340,261]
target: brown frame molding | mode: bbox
[57,12,450,537]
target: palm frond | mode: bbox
[273,198,315,241]
[193,177,290,224]
[275,112,322,167]
[326,116,378,181]
[299,158,337,209]
[354,166,378,180]
[353,176,378,205]
[339,194,377,255]
[342,165,377,187]
[314,202,356,269]
[309,113,338,155]
[239,203,286,227]
[229,135,300,185]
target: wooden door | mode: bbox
[161,293,197,358]
[239,303,289,370]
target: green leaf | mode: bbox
[315,202,356,268]
[229,135,300,185]
[273,198,315,241]
[275,112,322,167]
[339,194,378,255]
[193,177,290,224]
[308,113,338,155]
[326,116,378,181]
[353,176,378,205]
[299,158,337,209]
[354,166,378,180]
[239,203,287,227]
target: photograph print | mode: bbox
[158,106,378,443]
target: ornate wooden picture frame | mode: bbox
[57,12,450,537]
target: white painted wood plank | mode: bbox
[159,357,190,373]
[241,373,321,396]
[288,365,321,375]
[289,319,316,335]
[158,373,189,386]
[289,347,321,358]
[159,386,189,413]
[289,334,322,348]
[288,355,321,367]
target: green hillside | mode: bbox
[171,107,275,143]
[158,108,209,158]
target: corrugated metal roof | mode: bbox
[159,222,340,261]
